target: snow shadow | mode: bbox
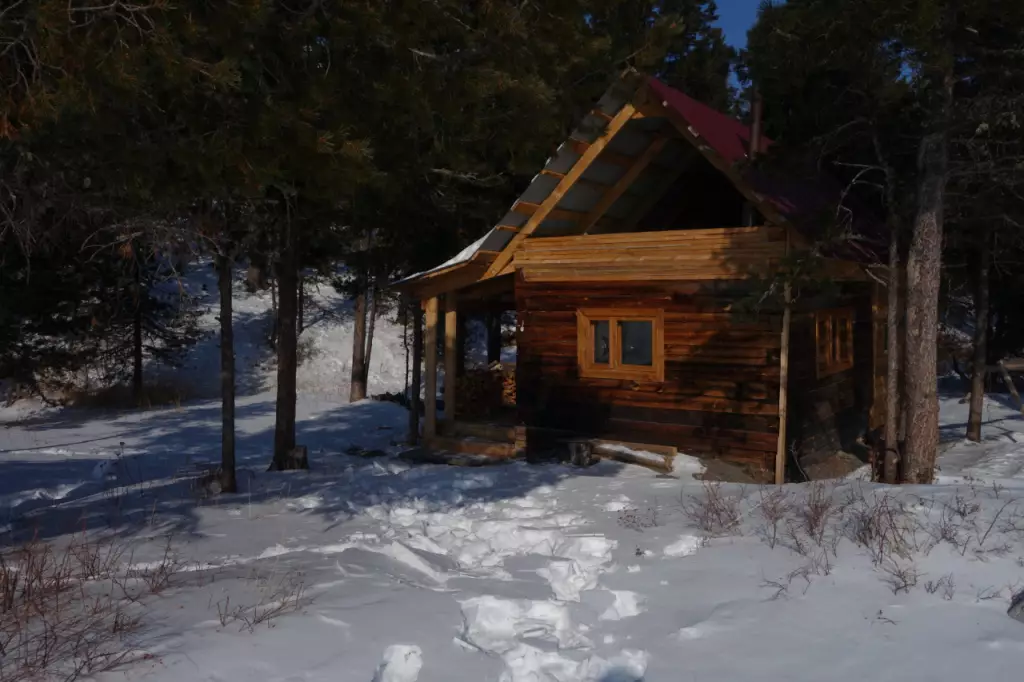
[2,400,627,546]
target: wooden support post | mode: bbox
[775,232,792,485]
[424,297,439,439]
[444,293,458,424]
[407,300,423,445]
[869,281,887,432]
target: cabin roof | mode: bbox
[394,71,883,296]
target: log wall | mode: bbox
[515,275,783,475]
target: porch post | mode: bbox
[444,292,458,424]
[424,296,439,439]
[407,298,423,445]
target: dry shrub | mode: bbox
[0,533,179,682]
[924,573,956,600]
[681,481,743,536]
[799,482,837,545]
[753,486,792,549]
[213,568,309,633]
[843,489,923,566]
[880,559,920,595]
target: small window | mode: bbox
[816,308,855,377]
[577,309,664,382]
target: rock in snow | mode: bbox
[371,645,423,682]
[1010,590,1024,624]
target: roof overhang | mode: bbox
[393,70,886,299]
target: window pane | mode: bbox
[838,318,851,362]
[592,320,610,364]
[816,317,831,364]
[619,320,653,366]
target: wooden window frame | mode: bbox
[815,307,855,377]
[576,308,665,382]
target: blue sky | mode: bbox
[713,0,764,49]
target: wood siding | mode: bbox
[786,285,875,468]
[515,275,783,475]
[514,226,787,282]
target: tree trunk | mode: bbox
[487,313,502,365]
[364,283,378,391]
[270,277,278,350]
[967,225,991,442]
[883,226,902,484]
[349,285,368,402]
[217,253,237,493]
[902,129,948,484]
[132,256,143,402]
[270,219,301,471]
[408,302,423,444]
[245,259,268,293]
[297,271,304,336]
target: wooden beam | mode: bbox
[444,292,458,424]
[580,136,668,234]
[567,139,637,169]
[424,296,439,439]
[775,233,792,484]
[485,104,638,278]
[617,155,693,233]
[539,169,609,193]
[512,201,585,224]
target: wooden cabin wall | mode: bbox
[786,284,875,471]
[515,275,783,476]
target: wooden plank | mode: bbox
[444,292,458,423]
[441,420,517,443]
[593,439,676,458]
[424,436,518,458]
[520,226,781,248]
[776,289,791,484]
[590,443,672,473]
[424,297,439,438]
[539,169,609,193]
[485,104,638,279]
[512,201,585,224]
[567,139,637,169]
[581,136,669,234]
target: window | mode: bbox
[576,309,665,382]
[816,308,855,377]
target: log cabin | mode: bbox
[394,71,888,482]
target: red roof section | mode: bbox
[647,78,772,163]
[646,77,885,261]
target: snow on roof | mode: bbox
[392,230,491,287]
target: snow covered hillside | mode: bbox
[163,263,410,401]
[1,385,1023,681]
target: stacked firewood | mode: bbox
[455,363,516,418]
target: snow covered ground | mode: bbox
[1,391,1022,682]
[2,268,1024,681]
